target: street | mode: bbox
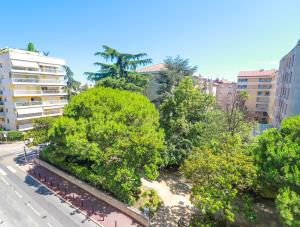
[0,142,100,227]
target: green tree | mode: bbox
[85,45,152,81]
[27,42,37,52]
[160,76,217,166]
[276,187,300,226]
[96,73,149,92]
[42,87,165,204]
[254,115,300,226]
[25,117,56,145]
[63,65,81,99]
[156,56,197,104]
[181,140,257,225]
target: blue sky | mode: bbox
[1,0,299,83]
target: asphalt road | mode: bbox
[0,142,100,227]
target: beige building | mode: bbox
[215,80,237,111]
[0,48,68,131]
[237,69,277,124]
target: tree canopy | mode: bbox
[63,65,81,99]
[156,56,197,104]
[41,87,165,204]
[27,42,37,52]
[160,76,216,166]
[85,45,152,81]
[254,115,300,225]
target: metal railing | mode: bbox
[15,101,43,107]
[42,90,66,95]
[43,110,62,116]
[43,100,68,105]
[18,123,34,130]
[17,112,42,119]
[13,78,66,84]
[14,90,42,95]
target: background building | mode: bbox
[0,48,68,131]
[273,39,300,127]
[215,80,237,111]
[237,69,277,124]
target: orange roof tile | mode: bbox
[136,63,166,73]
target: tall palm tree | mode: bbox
[85,45,152,81]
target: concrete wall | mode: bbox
[35,158,149,227]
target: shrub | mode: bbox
[139,189,162,217]
[7,130,23,141]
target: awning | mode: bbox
[11,60,39,69]
[17,107,43,115]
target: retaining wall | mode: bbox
[34,158,149,227]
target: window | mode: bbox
[258,85,272,89]
[238,78,248,82]
[259,78,271,82]
[257,91,263,96]
[7,118,9,123]
[237,85,247,89]
[265,91,270,96]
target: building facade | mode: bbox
[0,48,68,131]
[215,80,237,111]
[237,69,277,124]
[273,40,300,127]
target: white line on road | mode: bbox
[47,223,53,227]
[0,168,7,176]
[14,190,23,199]
[27,203,41,216]
[0,176,9,185]
[6,166,16,173]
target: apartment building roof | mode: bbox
[136,63,166,73]
[238,69,277,77]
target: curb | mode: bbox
[27,167,105,227]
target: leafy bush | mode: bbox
[139,189,162,217]
[7,130,23,141]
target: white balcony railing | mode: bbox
[43,100,68,105]
[14,90,42,95]
[18,123,34,131]
[17,112,43,119]
[14,90,67,96]
[43,110,63,116]
[12,78,66,85]
[15,101,43,107]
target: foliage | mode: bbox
[181,142,256,224]
[63,65,81,99]
[156,56,197,104]
[25,117,56,145]
[96,73,149,92]
[160,76,215,166]
[224,91,254,136]
[27,42,37,52]
[139,189,162,217]
[85,45,152,81]
[6,130,23,141]
[276,187,300,226]
[254,116,300,196]
[42,87,165,204]
[254,115,300,226]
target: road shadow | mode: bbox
[24,175,54,196]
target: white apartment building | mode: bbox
[0,48,68,131]
[273,39,300,127]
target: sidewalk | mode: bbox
[28,165,143,227]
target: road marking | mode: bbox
[27,203,41,216]
[0,176,9,185]
[0,168,7,176]
[6,166,16,173]
[47,223,53,227]
[14,190,23,199]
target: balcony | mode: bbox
[0,111,5,117]
[0,100,4,105]
[12,78,67,86]
[11,67,64,76]
[42,90,67,96]
[15,101,43,107]
[17,112,43,120]
[18,123,34,131]
[43,109,63,116]
[13,90,67,96]
[14,90,42,96]
[43,100,68,106]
